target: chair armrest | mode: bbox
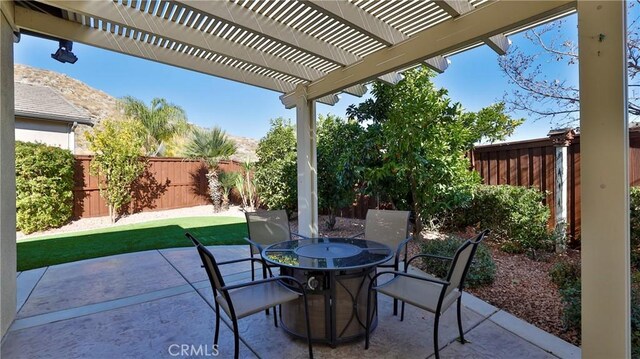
[221,275,307,296]
[291,232,310,240]
[369,270,450,288]
[406,253,453,270]
[218,257,274,277]
[394,235,413,266]
[349,231,365,239]
[243,237,263,252]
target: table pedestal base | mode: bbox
[279,266,378,347]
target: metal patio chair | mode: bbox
[244,210,308,282]
[365,230,490,359]
[353,209,412,315]
[186,232,314,359]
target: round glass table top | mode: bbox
[262,237,392,270]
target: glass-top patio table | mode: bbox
[262,238,392,347]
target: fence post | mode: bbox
[548,128,576,253]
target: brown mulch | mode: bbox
[291,216,580,346]
[467,245,581,346]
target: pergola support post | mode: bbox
[548,128,576,253]
[293,86,318,238]
[578,1,630,357]
[0,8,16,338]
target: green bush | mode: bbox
[254,118,297,214]
[630,187,640,269]
[559,281,582,331]
[16,141,75,234]
[552,262,640,354]
[454,185,553,255]
[419,235,496,288]
[549,261,581,289]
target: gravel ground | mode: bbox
[17,205,246,240]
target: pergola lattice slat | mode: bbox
[37,0,327,81]
[14,6,297,94]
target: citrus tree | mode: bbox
[349,67,523,234]
[254,118,298,214]
[85,118,146,223]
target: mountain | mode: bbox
[14,64,258,161]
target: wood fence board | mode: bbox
[73,157,240,218]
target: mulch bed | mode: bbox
[291,215,581,346]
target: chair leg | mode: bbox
[365,289,373,350]
[251,259,255,282]
[301,295,314,359]
[214,302,221,346]
[393,298,398,316]
[434,313,440,359]
[457,297,466,344]
[262,264,270,316]
[400,301,405,322]
[273,306,278,328]
[232,318,240,359]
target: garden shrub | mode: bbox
[552,261,640,355]
[16,141,75,234]
[419,235,496,288]
[630,187,640,269]
[454,185,553,255]
[549,260,581,289]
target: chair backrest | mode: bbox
[186,233,227,297]
[364,209,411,250]
[245,210,292,254]
[444,230,490,296]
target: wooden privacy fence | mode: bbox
[470,127,640,242]
[73,156,243,218]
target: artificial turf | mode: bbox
[17,216,247,271]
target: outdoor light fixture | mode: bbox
[51,40,78,64]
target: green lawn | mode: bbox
[17,216,247,271]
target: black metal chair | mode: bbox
[186,233,314,359]
[365,230,490,359]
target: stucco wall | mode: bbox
[15,116,73,152]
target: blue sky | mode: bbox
[14,13,581,141]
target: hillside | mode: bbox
[14,64,258,160]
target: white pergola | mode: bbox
[0,0,630,357]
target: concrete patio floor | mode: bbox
[1,246,580,358]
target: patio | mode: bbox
[1,245,580,358]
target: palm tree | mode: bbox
[183,127,237,211]
[119,96,190,156]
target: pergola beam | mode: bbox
[302,0,405,46]
[424,56,449,74]
[303,0,575,100]
[14,6,296,94]
[37,0,326,81]
[435,0,511,55]
[175,0,359,67]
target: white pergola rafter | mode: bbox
[304,0,451,81]
[14,6,297,94]
[435,0,512,55]
[174,0,359,67]
[302,0,575,100]
[37,0,328,82]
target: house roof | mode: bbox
[15,82,93,125]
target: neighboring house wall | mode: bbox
[14,82,92,153]
[15,116,76,152]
